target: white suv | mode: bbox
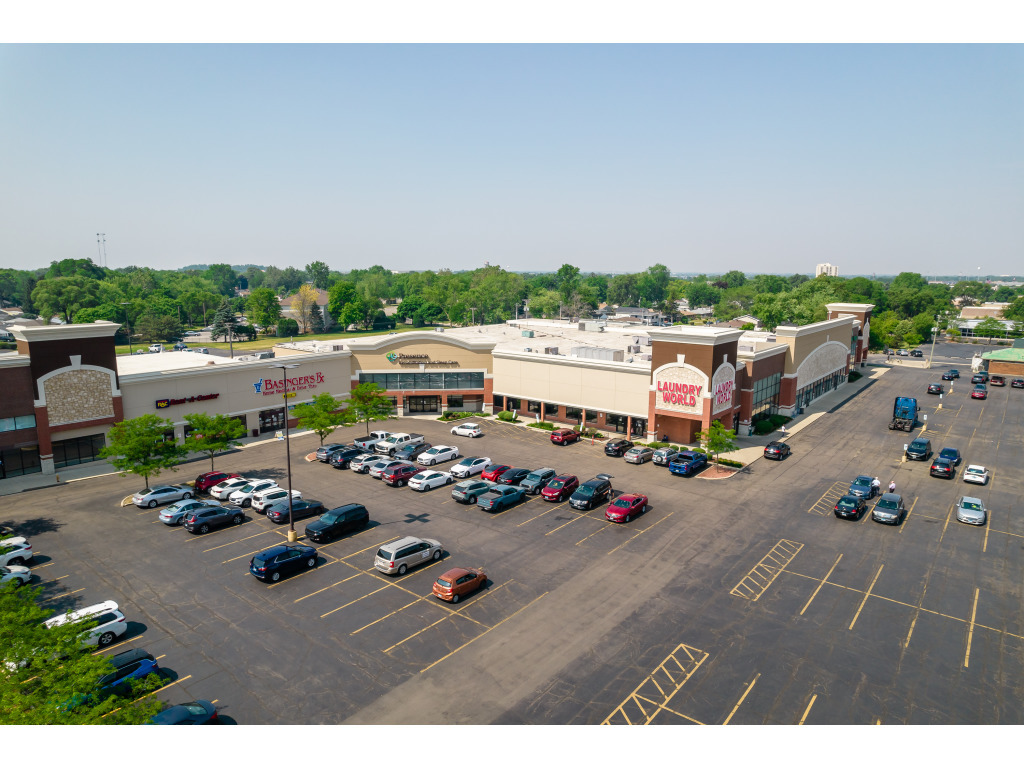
[209,477,251,500]
[44,600,127,648]
[252,487,301,512]
[0,537,34,567]
[229,479,279,507]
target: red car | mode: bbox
[194,471,240,493]
[382,464,420,487]
[480,463,511,482]
[432,567,487,603]
[550,429,581,445]
[605,493,648,523]
[971,387,987,400]
[541,474,579,502]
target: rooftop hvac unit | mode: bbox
[522,330,535,338]
[628,345,641,353]
[642,337,652,346]
[640,354,653,361]
[524,347,532,352]
[543,346,559,354]
[571,346,625,362]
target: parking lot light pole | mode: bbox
[269,363,300,542]
[928,316,939,369]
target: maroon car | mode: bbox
[550,429,581,445]
[382,464,420,487]
[605,493,648,523]
[194,471,240,493]
[541,474,579,502]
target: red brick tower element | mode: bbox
[825,303,875,366]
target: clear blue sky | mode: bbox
[1,44,1021,276]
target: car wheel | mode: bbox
[242,499,251,507]
[446,477,453,485]
[432,550,442,561]
[14,577,26,588]
[98,632,115,647]
[428,459,435,466]
[233,514,243,525]
[306,557,316,568]
[642,505,647,513]
[8,557,23,566]
[468,495,477,503]
[624,515,631,523]
[271,571,280,582]
[398,480,406,487]
[451,593,460,604]
[148,499,158,508]
[183,491,193,499]
[398,564,408,576]
[199,523,210,534]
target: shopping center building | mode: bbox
[0,302,872,483]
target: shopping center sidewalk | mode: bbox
[0,430,320,498]
[727,362,891,466]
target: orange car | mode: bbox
[432,567,487,603]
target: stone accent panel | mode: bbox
[43,370,115,426]
[795,342,850,384]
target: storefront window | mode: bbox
[606,413,628,434]
[407,396,441,413]
[446,395,464,409]
[564,406,582,421]
[585,410,598,424]
[259,408,285,434]
[750,372,781,422]
[543,402,559,418]
[358,372,485,390]
[0,414,36,433]
[527,401,541,414]
[506,397,521,411]
[0,445,42,478]
[53,434,106,469]
[630,418,647,437]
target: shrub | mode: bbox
[496,410,519,423]
[752,420,775,436]
[438,410,487,421]
[848,370,862,382]
[527,421,556,431]
[579,427,604,438]
[718,458,744,468]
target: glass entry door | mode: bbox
[406,396,441,414]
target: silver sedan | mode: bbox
[956,496,987,526]
[624,446,655,464]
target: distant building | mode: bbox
[959,303,1009,320]
[816,263,838,278]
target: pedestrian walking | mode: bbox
[779,424,787,436]
[888,480,896,494]
[872,477,881,493]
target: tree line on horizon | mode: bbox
[2,259,1023,350]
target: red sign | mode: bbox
[715,381,734,406]
[254,372,325,396]
[156,393,219,409]
[657,381,702,407]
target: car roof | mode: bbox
[46,600,119,626]
[385,536,427,549]
[552,474,576,481]
[961,496,983,505]
[879,493,902,502]
[582,477,609,487]
[110,648,155,666]
[439,567,476,579]
[965,464,987,471]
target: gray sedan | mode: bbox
[624,446,655,465]
[956,496,987,526]
[159,498,222,525]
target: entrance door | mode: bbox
[407,396,441,414]
[259,408,285,434]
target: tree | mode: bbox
[246,287,282,332]
[204,264,238,296]
[99,414,184,489]
[695,420,738,465]
[685,282,722,309]
[44,257,106,281]
[974,317,1007,341]
[637,264,671,305]
[346,382,395,435]
[183,413,248,470]
[0,582,163,724]
[290,284,319,334]
[721,270,747,289]
[1004,295,1024,322]
[135,313,183,343]
[31,276,101,323]
[210,298,236,341]
[275,317,299,337]
[607,273,640,306]
[292,392,354,445]
[555,263,581,307]
[309,306,326,334]
[305,261,331,290]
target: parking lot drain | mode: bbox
[730,540,804,601]
[603,643,709,725]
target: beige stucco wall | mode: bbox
[350,339,494,374]
[777,318,855,375]
[44,370,114,426]
[119,354,353,428]
[493,353,650,417]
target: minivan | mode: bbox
[373,536,443,575]
[905,438,932,461]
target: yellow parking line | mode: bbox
[294,573,365,602]
[103,675,194,717]
[263,558,338,588]
[321,585,390,618]
[982,511,991,553]
[93,635,143,655]
[222,546,279,565]
[39,587,84,602]
[383,612,456,652]
[545,512,591,536]
[420,591,549,673]
[798,694,817,725]
[351,598,421,636]
[848,564,884,630]
[723,673,760,725]
[517,500,568,527]
[939,503,955,544]
[334,535,401,559]
[38,574,70,586]
[31,562,55,570]
[203,529,276,553]
[606,511,676,556]
[964,587,980,668]
[799,554,842,616]
[901,497,918,534]
[576,521,615,546]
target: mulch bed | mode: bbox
[697,464,739,480]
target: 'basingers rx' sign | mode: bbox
[253,372,325,396]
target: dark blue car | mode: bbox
[668,451,707,477]
[249,544,318,582]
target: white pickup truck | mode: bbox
[353,430,392,451]
[374,432,425,456]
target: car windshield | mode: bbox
[853,476,872,486]
[910,441,927,450]
[526,473,545,481]
[877,499,898,510]
[611,498,631,508]
[239,484,256,493]
[940,449,956,458]
[425,448,440,455]
[966,468,983,475]
[548,480,565,489]
[576,486,594,497]
[436,578,451,587]
[961,501,983,511]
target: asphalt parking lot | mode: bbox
[4,350,1024,724]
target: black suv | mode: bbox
[604,439,634,457]
[910,349,923,357]
[329,447,365,469]
[569,475,613,511]
[265,499,325,525]
[905,438,932,461]
[98,648,160,694]
[304,503,370,543]
[184,505,245,534]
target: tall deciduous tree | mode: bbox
[31,276,101,323]
[0,582,163,724]
[305,261,331,290]
[293,392,354,445]
[346,382,395,435]
[183,413,248,470]
[246,287,282,332]
[291,284,319,333]
[204,263,238,296]
[99,414,184,489]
